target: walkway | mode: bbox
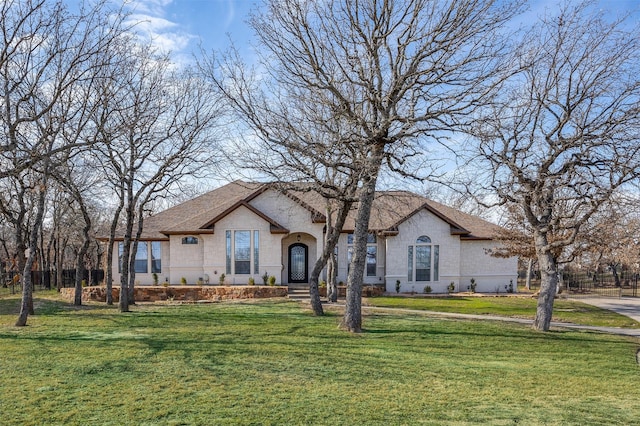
[298,294,640,338]
[358,304,640,338]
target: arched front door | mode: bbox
[288,243,308,283]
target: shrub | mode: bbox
[468,278,477,293]
[268,275,276,286]
[319,280,326,288]
[262,271,269,285]
[248,277,255,286]
[81,279,87,288]
[180,277,187,285]
[219,273,225,285]
[424,285,432,294]
[152,273,159,285]
[395,280,401,294]
[505,279,514,293]
[447,281,455,294]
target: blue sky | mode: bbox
[122,0,639,65]
[124,0,262,63]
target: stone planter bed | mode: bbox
[60,285,289,303]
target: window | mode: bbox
[226,230,260,275]
[347,233,377,276]
[181,236,198,244]
[408,235,439,282]
[253,230,259,274]
[225,231,232,274]
[151,242,162,273]
[117,241,162,274]
[134,242,148,273]
[118,242,123,273]
[235,231,251,274]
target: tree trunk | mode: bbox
[16,184,47,326]
[341,143,384,332]
[73,223,91,306]
[533,234,559,331]
[327,251,338,303]
[308,199,352,315]
[610,263,621,287]
[105,200,123,305]
[525,257,533,290]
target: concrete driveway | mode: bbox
[571,297,640,324]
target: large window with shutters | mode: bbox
[407,236,439,282]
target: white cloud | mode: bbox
[125,0,195,58]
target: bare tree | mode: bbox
[0,0,129,326]
[464,1,640,331]
[206,0,520,331]
[91,44,223,312]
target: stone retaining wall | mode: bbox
[59,285,289,303]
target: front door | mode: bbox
[288,243,308,283]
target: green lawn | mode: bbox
[1,293,639,425]
[365,295,640,328]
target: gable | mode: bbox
[200,201,289,234]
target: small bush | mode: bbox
[395,280,401,294]
[219,273,225,285]
[424,285,432,294]
[248,277,255,286]
[468,278,477,293]
[319,280,326,288]
[262,271,269,285]
[448,282,455,294]
[152,273,159,285]
[180,277,187,285]
[268,275,276,286]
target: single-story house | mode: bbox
[107,180,517,293]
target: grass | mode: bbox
[1,292,639,425]
[365,295,640,328]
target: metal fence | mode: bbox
[523,271,639,298]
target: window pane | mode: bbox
[235,231,251,274]
[347,246,353,273]
[151,241,161,273]
[416,235,431,244]
[225,231,231,274]
[182,236,198,244]
[254,231,259,274]
[366,246,377,276]
[433,245,439,281]
[347,234,354,245]
[367,233,377,244]
[118,242,123,274]
[134,242,148,273]
[415,245,431,281]
[407,245,413,282]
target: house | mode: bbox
[107,180,517,293]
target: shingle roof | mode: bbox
[111,180,502,241]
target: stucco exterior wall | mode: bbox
[334,233,385,285]
[385,209,461,293]
[204,204,284,285]
[250,190,324,283]
[459,240,518,293]
[109,240,170,287]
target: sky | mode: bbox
[123,0,262,64]
[121,0,639,65]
